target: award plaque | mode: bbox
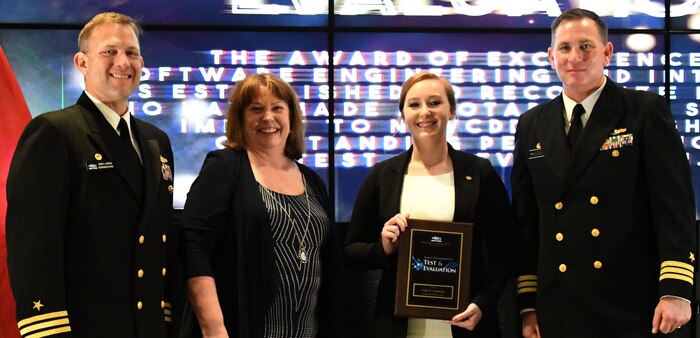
[394,219,473,319]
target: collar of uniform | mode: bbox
[562,77,606,127]
[84,90,134,133]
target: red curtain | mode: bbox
[0,45,32,338]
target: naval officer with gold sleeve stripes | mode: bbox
[511,8,697,338]
[6,12,176,338]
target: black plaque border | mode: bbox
[394,219,473,319]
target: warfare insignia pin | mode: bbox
[611,128,627,135]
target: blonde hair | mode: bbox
[78,12,142,52]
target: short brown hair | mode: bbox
[225,73,305,160]
[78,12,142,52]
[398,72,456,117]
[551,8,608,46]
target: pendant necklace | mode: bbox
[261,174,311,263]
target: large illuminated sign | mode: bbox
[228,0,700,17]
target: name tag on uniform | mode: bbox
[529,143,544,159]
[529,148,544,159]
[86,161,114,171]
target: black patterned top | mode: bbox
[258,183,328,338]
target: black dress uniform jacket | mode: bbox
[344,145,514,338]
[6,93,175,338]
[512,78,696,337]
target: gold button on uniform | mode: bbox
[138,235,145,244]
[137,269,144,278]
[559,264,567,272]
[590,196,599,205]
[162,268,167,276]
[161,301,165,309]
[594,261,603,269]
[556,233,564,241]
[555,202,563,210]
[162,234,167,243]
[137,301,143,310]
[591,228,600,237]
[612,150,619,157]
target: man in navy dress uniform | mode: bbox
[512,8,696,338]
[6,12,176,338]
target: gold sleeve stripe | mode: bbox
[24,325,71,338]
[20,319,69,336]
[517,275,537,282]
[661,261,694,272]
[164,309,172,315]
[517,281,537,288]
[163,302,172,309]
[164,316,172,322]
[517,287,537,294]
[659,273,694,285]
[660,267,694,279]
[17,311,69,328]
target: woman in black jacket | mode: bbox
[179,73,344,338]
[344,72,515,338]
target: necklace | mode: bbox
[261,175,311,263]
[424,158,446,170]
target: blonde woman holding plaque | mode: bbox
[344,72,515,338]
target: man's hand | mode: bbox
[522,311,540,338]
[651,297,691,334]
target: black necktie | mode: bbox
[567,104,585,150]
[117,118,141,165]
[117,117,144,200]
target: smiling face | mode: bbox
[548,17,613,102]
[74,22,143,115]
[243,86,291,154]
[401,79,454,144]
